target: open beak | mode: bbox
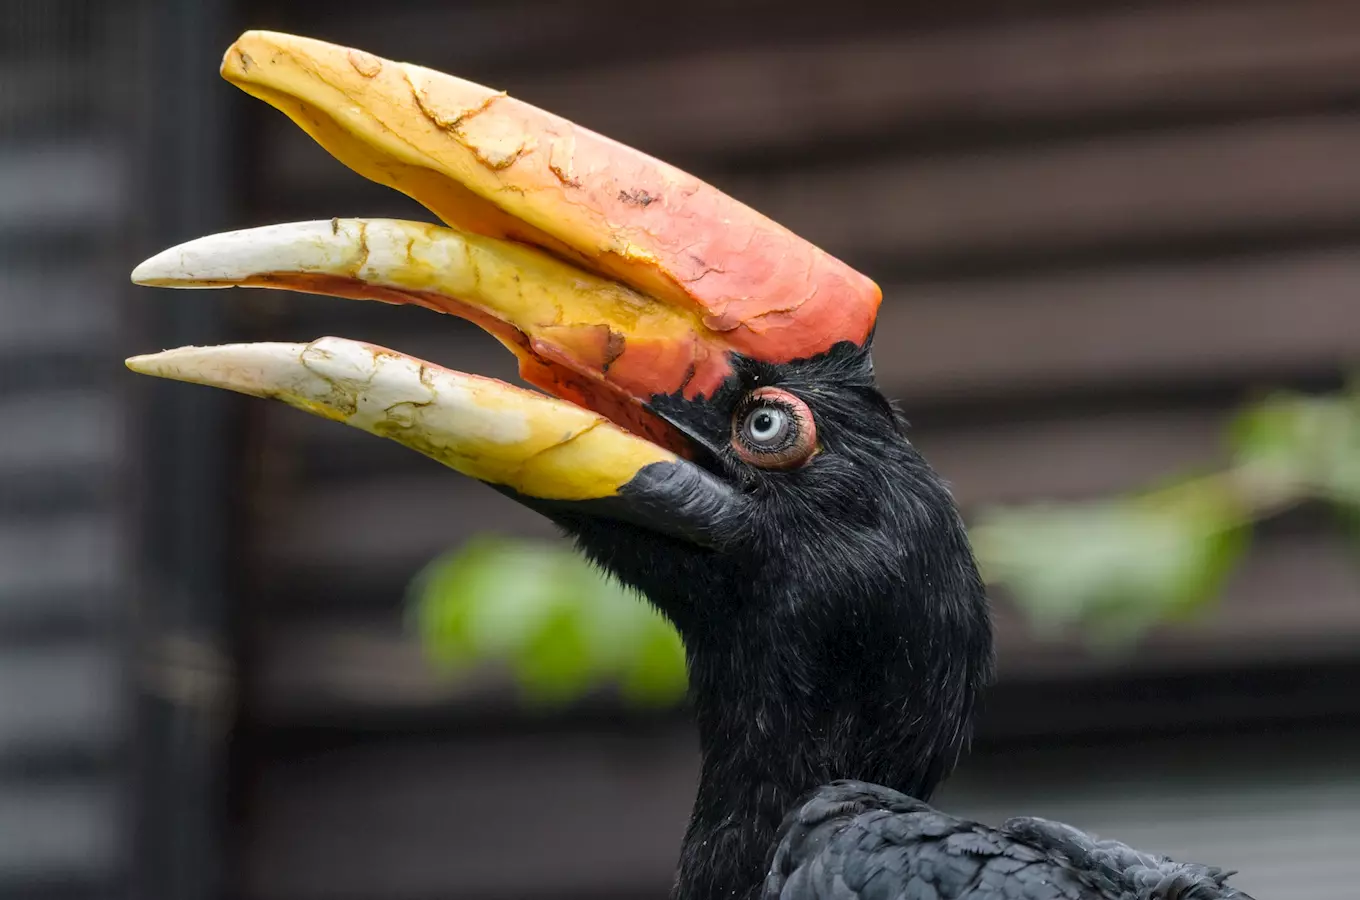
[126,31,881,546]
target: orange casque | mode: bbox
[221,32,881,440]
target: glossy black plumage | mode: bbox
[764,782,1253,899]
[538,340,1255,900]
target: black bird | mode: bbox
[126,31,1256,900]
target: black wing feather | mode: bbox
[762,782,1255,900]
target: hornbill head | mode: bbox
[129,35,992,870]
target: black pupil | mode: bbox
[744,404,791,449]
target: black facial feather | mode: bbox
[550,340,995,900]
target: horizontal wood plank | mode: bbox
[244,728,695,900]
[873,246,1360,401]
[467,1,1360,162]
[254,474,556,581]
[0,271,118,354]
[0,644,123,761]
[0,515,123,611]
[256,0,1086,84]
[0,392,119,475]
[0,780,120,887]
[0,144,124,234]
[730,113,1360,266]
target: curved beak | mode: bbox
[126,31,881,545]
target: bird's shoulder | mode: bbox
[760,781,1253,900]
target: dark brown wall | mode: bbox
[223,2,1360,898]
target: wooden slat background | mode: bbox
[222,1,1360,898]
[0,3,136,899]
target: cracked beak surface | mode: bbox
[126,338,738,545]
[126,338,670,502]
[126,30,882,545]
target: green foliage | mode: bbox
[970,482,1248,644]
[1229,382,1360,510]
[972,380,1360,642]
[410,535,687,706]
[411,383,1360,705]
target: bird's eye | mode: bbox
[731,387,817,469]
[745,406,788,444]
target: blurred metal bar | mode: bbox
[128,2,242,899]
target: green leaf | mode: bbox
[620,618,688,705]
[408,536,688,707]
[516,602,598,706]
[972,478,1249,645]
[1230,389,1360,510]
[410,535,565,666]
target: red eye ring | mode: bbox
[730,387,818,469]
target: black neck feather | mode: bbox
[672,472,992,899]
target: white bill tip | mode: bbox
[130,219,371,288]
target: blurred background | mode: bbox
[4,0,1360,898]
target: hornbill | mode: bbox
[127,32,1256,900]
